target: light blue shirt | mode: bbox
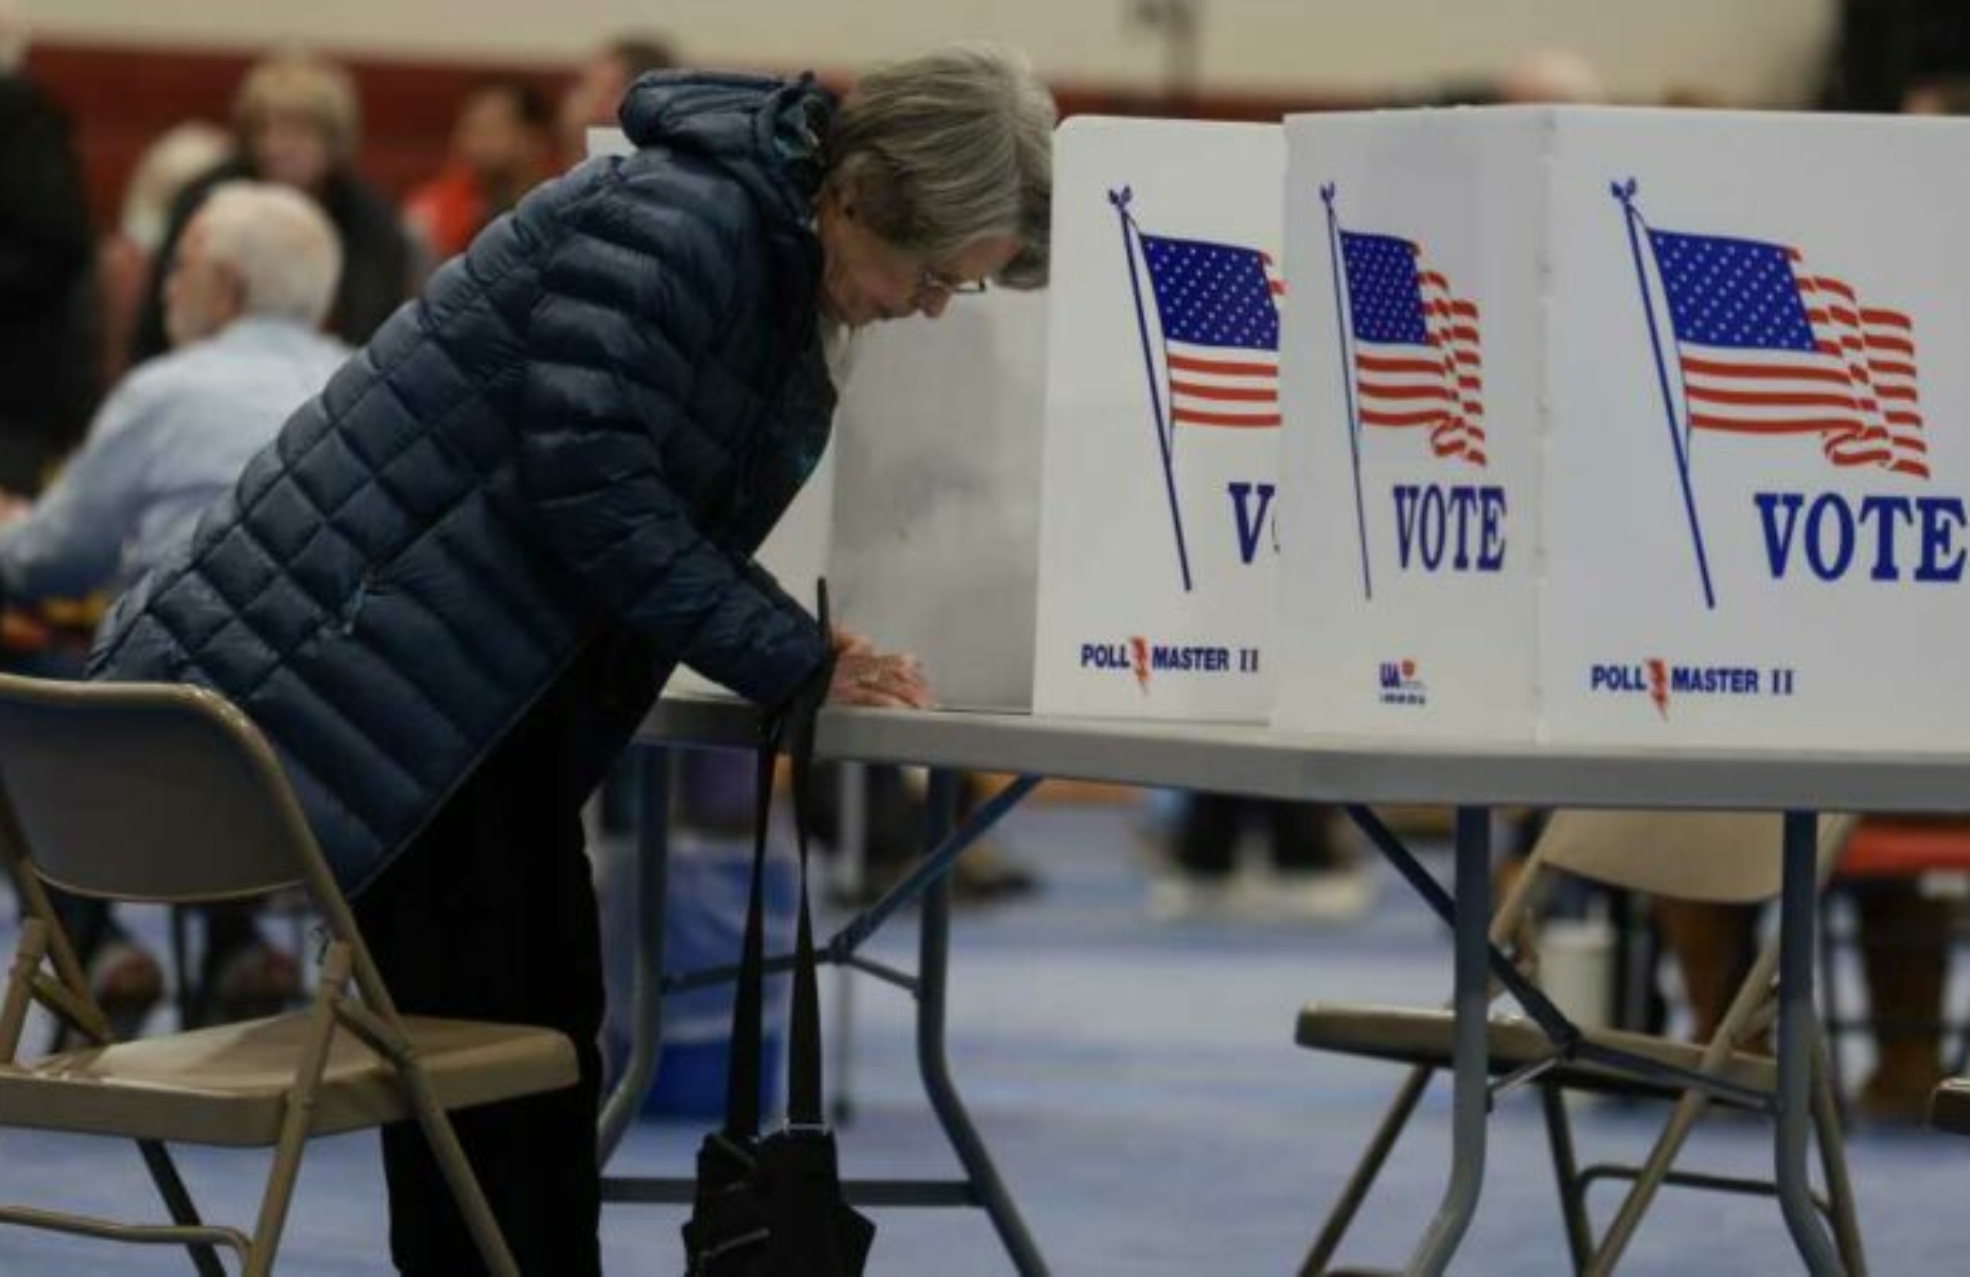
[0,316,349,604]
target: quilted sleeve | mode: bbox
[516,173,827,709]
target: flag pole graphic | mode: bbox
[1322,184,1374,601]
[1111,187,1194,593]
[1615,178,1716,610]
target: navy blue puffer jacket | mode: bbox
[90,73,837,890]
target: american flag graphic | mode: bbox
[1648,229,1928,478]
[1139,233,1285,430]
[1339,231,1487,466]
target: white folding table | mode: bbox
[601,695,1965,1275]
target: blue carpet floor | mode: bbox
[0,800,1963,1274]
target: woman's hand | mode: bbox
[828,647,933,709]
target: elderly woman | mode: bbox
[91,44,1053,1277]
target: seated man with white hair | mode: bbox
[0,179,349,1032]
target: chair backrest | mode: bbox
[1532,809,1853,905]
[0,674,312,903]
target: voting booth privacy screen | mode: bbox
[1276,107,1970,751]
[714,295,1048,713]
[1033,118,1286,722]
[1274,110,1540,742]
[829,290,1050,711]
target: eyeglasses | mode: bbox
[838,196,992,308]
[914,266,990,303]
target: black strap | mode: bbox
[722,723,776,1140]
[723,580,835,1140]
[784,653,826,1127]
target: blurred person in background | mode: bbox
[1498,46,1607,104]
[92,45,1052,1276]
[2,181,348,1035]
[0,0,102,494]
[128,50,417,363]
[1904,73,1970,114]
[1424,45,1608,107]
[405,77,555,262]
[809,767,1041,907]
[97,121,231,384]
[556,32,676,161]
[1150,795,1375,923]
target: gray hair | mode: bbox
[825,44,1055,289]
[195,181,343,326]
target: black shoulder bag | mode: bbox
[682,583,875,1276]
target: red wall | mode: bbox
[24,39,1362,230]
[25,43,566,227]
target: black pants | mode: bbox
[807,761,920,868]
[355,701,606,1277]
[1175,794,1344,877]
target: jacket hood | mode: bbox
[619,71,833,233]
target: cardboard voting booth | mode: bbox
[828,290,1050,711]
[1032,117,1286,721]
[1276,107,1970,750]
[650,312,1049,716]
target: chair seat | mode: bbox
[1296,1003,1776,1103]
[1930,1079,1970,1135]
[0,1013,579,1147]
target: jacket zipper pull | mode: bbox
[340,572,376,636]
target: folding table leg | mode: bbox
[832,761,867,1123]
[597,746,671,1163]
[918,768,1049,1276]
[1406,805,1492,1275]
[1776,809,1846,1276]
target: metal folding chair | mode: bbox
[1295,810,1865,1275]
[0,673,579,1276]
